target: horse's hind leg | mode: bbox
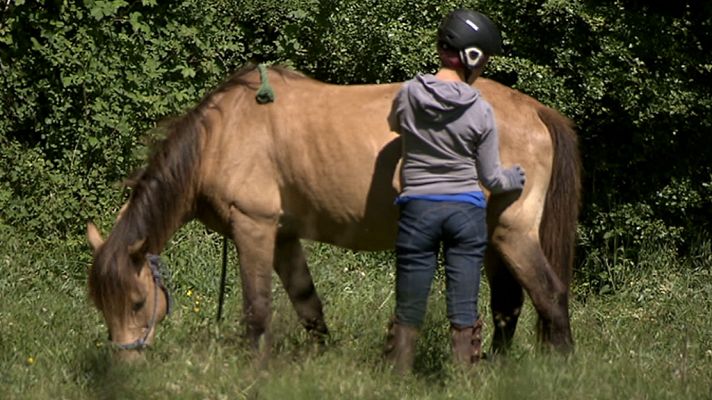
[492,230,573,353]
[274,234,329,342]
[484,247,524,354]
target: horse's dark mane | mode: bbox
[90,63,304,312]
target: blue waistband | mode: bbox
[395,191,487,208]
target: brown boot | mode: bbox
[451,319,483,366]
[384,318,419,375]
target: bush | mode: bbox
[1,0,250,236]
[577,201,683,295]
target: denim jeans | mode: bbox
[395,199,487,328]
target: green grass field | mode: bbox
[1,222,711,399]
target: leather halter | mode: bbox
[112,254,173,351]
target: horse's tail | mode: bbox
[537,106,581,293]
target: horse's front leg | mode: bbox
[231,209,278,363]
[274,234,329,343]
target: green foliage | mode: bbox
[1,0,249,237]
[233,0,453,83]
[577,202,683,294]
[475,1,712,270]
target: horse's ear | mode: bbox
[127,238,147,258]
[87,222,104,252]
[115,202,129,223]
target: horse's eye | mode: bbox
[132,300,145,312]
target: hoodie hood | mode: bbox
[406,74,480,123]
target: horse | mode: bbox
[86,64,581,361]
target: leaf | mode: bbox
[180,66,196,78]
[89,3,105,20]
[0,34,13,46]
[129,12,148,33]
[89,0,128,20]
[30,37,42,50]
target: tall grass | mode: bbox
[1,222,711,399]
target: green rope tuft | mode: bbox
[255,64,276,104]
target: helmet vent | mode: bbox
[465,20,480,31]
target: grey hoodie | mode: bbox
[393,73,524,197]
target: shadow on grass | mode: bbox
[76,346,152,400]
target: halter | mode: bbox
[112,254,173,351]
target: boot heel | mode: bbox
[384,318,419,375]
[451,319,484,366]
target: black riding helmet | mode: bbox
[438,9,503,67]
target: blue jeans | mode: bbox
[395,199,487,328]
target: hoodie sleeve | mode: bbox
[388,89,405,134]
[389,85,409,135]
[473,105,523,194]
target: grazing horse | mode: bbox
[87,64,580,360]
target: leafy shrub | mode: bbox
[1,0,250,236]
[577,202,683,294]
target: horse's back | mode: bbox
[203,69,561,250]
[201,70,404,249]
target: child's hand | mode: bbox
[503,164,526,190]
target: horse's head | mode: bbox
[87,223,172,361]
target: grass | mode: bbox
[1,222,711,399]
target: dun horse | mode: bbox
[87,64,580,360]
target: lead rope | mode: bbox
[216,64,276,322]
[216,237,228,322]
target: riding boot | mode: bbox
[384,318,419,375]
[451,318,484,366]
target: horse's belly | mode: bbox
[281,204,399,251]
